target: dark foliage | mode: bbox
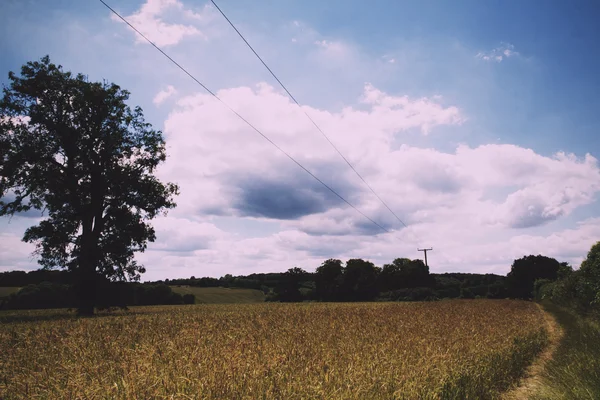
[1,281,185,310]
[507,255,561,298]
[274,267,307,302]
[341,259,379,301]
[183,294,195,304]
[0,269,73,286]
[379,287,437,302]
[315,259,344,301]
[2,282,76,309]
[537,242,600,315]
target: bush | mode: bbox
[4,282,75,310]
[183,294,195,304]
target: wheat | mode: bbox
[0,300,547,399]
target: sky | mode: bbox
[1,0,600,280]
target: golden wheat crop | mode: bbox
[0,300,547,399]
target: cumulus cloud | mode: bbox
[476,42,519,62]
[153,85,178,105]
[157,82,465,222]
[111,0,213,47]
[149,217,225,253]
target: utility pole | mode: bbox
[417,248,433,267]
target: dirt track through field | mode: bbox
[502,303,563,399]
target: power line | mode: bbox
[99,0,390,235]
[210,0,417,237]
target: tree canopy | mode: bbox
[506,255,561,298]
[0,56,178,314]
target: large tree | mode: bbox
[0,56,178,315]
[342,259,379,301]
[506,255,561,299]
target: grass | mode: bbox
[170,285,265,303]
[527,303,600,399]
[0,299,547,399]
[0,287,20,298]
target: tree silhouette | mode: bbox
[342,259,379,301]
[315,259,343,301]
[507,255,561,299]
[0,56,178,315]
[276,267,307,302]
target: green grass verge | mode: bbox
[170,286,265,304]
[0,287,21,298]
[530,303,600,399]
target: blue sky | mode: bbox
[1,0,600,279]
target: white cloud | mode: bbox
[0,233,38,271]
[111,0,213,47]
[314,39,347,54]
[153,85,178,105]
[476,42,520,62]
[382,54,396,64]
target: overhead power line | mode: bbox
[99,0,390,235]
[209,0,415,236]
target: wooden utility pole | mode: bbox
[417,248,433,267]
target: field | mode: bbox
[0,300,547,399]
[0,287,20,298]
[170,286,265,303]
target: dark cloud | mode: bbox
[230,162,361,220]
[234,178,345,219]
[416,175,462,193]
[413,168,464,194]
[509,210,562,229]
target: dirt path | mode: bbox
[502,303,563,400]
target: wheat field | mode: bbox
[0,300,547,399]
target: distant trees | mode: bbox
[14,247,600,310]
[312,257,435,302]
[507,255,561,299]
[342,259,379,301]
[0,269,72,286]
[275,267,307,302]
[1,282,186,310]
[315,259,344,301]
[378,258,434,292]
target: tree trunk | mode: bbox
[76,229,97,316]
[76,260,96,316]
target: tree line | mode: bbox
[5,249,591,310]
